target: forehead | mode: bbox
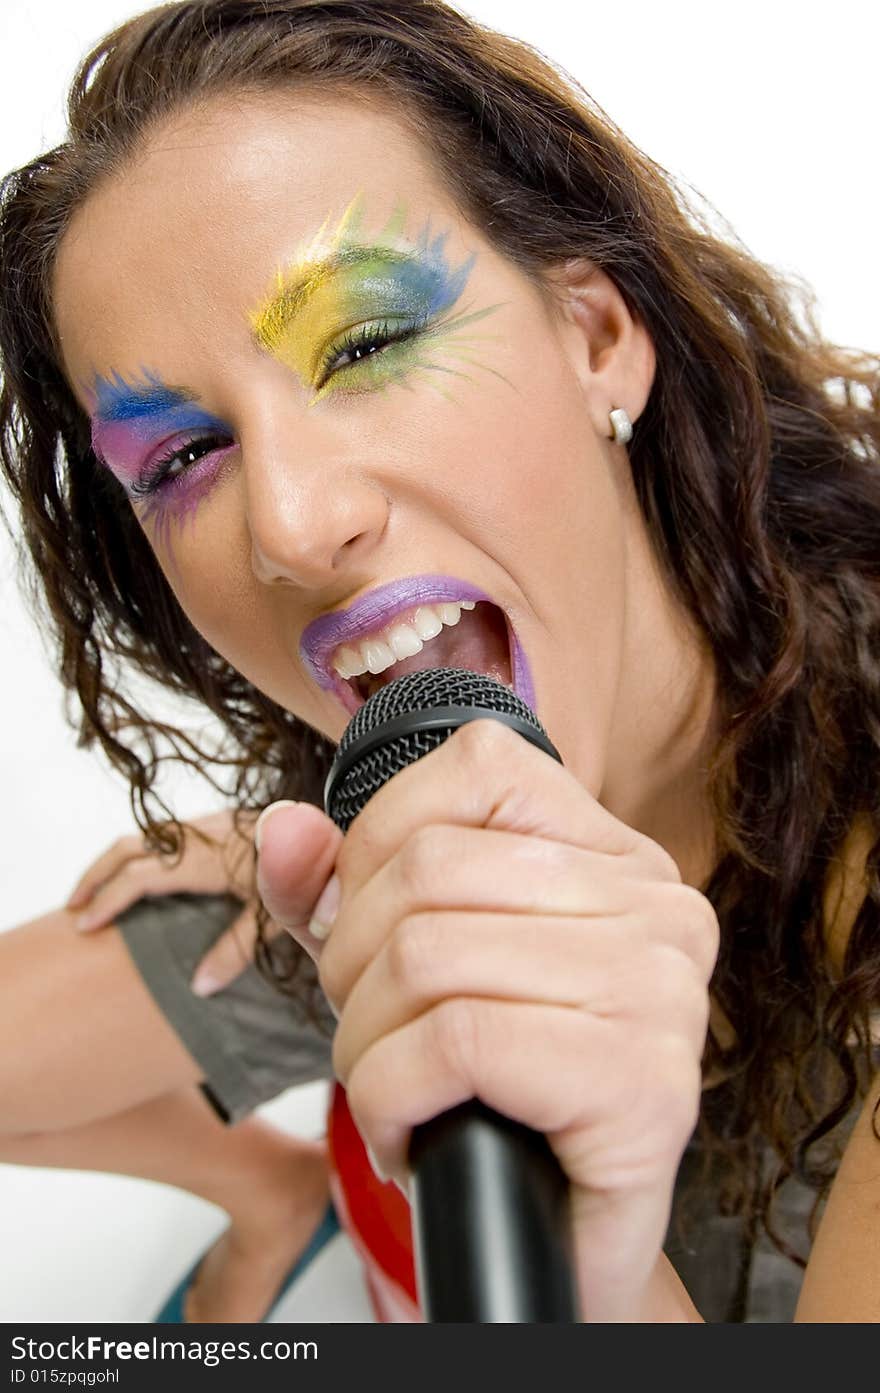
[52,92,468,400]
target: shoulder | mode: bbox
[795,1068,880,1320]
[796,814,880,1319]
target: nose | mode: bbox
[242,413,390,589]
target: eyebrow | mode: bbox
[92,371,202,424]
[250,244,416,347]
[93,244,428,417]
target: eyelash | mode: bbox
[131,319,425,500]
[129,436,231,499]
[316,317,424,386]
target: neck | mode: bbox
[599,491,721,890]
[624,685,719,889]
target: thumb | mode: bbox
[255,800,343,964]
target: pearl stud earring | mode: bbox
[609,407,632,445]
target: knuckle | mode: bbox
[650,883,719,977]
[639,838,682,883]
[119,858,152,888]
[593,1036,680,1156]
[658,954,710,1043]
[387,914,444,995]
[675,885,720,976]
[396,826,446,899]
[453,716,516,769]
[647,1033,703,1133]
[429,998,480,1084]
[646,942,699,1008]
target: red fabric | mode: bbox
[326,1081,422,1323]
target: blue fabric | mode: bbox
[153,1200,340,1323]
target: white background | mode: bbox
[0,0,876,1323]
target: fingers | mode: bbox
[330,904,712,1086]
[64,834,148,911]
[189,904,274,996]
[345,1000,597,1183]
[318,826,716,1011]
[334,719,681,905]
[68,847,227,933]
[69,811,258,931]
[254,801,344,961]
[343,998,701,1191]
[70,853,162,931]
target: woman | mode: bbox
[1,0,878,1322]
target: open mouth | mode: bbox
[333,600,514,715]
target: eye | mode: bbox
[317,318,423,387]
[130,434,234,498]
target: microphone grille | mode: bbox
[326,667,546,831]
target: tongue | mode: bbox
[359,602,511,700]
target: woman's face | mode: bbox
[53,92,711,842]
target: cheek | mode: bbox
[140,501,329,724]
[414,349,614,557]
[140,497,255,647]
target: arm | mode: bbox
[794,814,880,1320]
[636,820,879,1325]
[794,1067,880,1322]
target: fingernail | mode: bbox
[308,874,340,941]
[254,800,299,854]
[74,912,97,932]
[190,969,221,997]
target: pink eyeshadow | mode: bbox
[91,418,161,481]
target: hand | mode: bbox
[65,806,342,996]
[258,719,719,1322]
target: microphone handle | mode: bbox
[408,1100,578,1322]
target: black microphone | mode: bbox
[323,667,578,1323]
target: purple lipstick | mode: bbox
[299,574,535,717]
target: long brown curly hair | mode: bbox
[1,0,878,1267]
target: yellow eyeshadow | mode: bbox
[249,196,505,400]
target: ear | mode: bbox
[543,259,656,443]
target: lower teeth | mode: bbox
[355,671,389,702]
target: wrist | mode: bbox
[576,1250,703,1323]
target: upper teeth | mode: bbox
[331,600,477,680]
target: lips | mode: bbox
[299,574,536,717]
[351,600,511,703]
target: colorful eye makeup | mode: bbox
[248,195,503,402]
[88,367,237,548]
[87,196,505,546]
